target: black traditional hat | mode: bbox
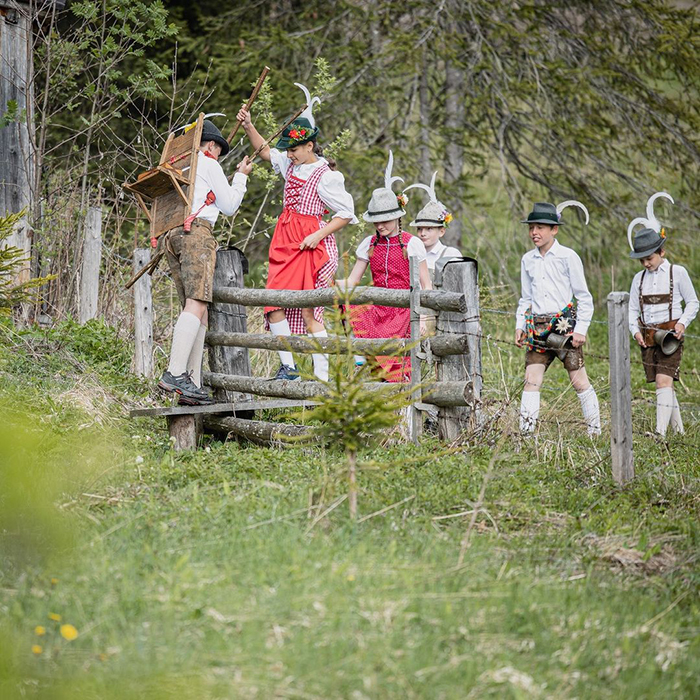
[627,192,673,258]
[522,202,561,225]
[521,200,590,227]
[201,119,230,157]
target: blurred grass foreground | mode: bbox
[0,315,698,699]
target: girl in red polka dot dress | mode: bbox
[343,152,431,382]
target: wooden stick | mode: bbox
[249,104,308,160]
[124,250,162,290]
[227,66,271,144]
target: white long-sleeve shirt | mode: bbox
[269,148,357,223]
[628,260,698,336]
[515,239,594,335]
[190,151,248,224]
[425,240,462,270]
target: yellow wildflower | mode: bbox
[48,613,61,622]
[346,573,355,581]
[32,645,43,655]
[50,578,59,585]
[34,626,46,636]
[60,624,79,641]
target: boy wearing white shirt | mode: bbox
[628,227,698,435]
[158,119,252,404]
[515,202,601,435]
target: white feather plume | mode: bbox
[626,192,674,249]
[627,216,650,250]
[404,171,438,202]
[645,191,674,232]
[384,150,404,191]
[294,83,321,127]
[556,200,589,225]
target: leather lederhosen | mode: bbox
[638,264,679,347]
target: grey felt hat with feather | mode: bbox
[627,191,673,258]
[363,151,407,222]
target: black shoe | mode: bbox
[272,364,300,381]
[158,370,214,403]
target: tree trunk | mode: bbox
[443,59,464,249]
[0,6,34,282]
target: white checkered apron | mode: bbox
[281,162,339,334]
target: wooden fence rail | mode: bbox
[212,286,466,313]
[204,331,472,357]
[203,372,474,408]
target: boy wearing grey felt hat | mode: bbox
[515,200,601,436]
[627,192,699,437]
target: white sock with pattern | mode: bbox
[167,311,201,376]
[519,391,540,433]
[270,318,295,368]
[656,387,674,436]
[311,329,329,381]
[577,387,601,436]
[669,390,684,434]
[186,324,207,387]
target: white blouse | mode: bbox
[269,148,358,223]
[356,233,427,262]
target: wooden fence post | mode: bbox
[607,292,634,484]
[436,259,482,441]
[208,247,251,402]
[0,5,34,284]
[408,256,422,442]
[133,248,153,378]
[79,205,102,323]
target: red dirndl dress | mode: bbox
[265,162,339,334]
[351,232,413,382]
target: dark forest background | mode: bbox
[17,0,700,324]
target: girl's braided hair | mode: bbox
[367,218,407,259]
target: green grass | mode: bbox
[1,319,699,699]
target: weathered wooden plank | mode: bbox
[408,257,423,442]
[133,248,154,377]
[212,286,465,313]
[79,205,102,324]
[208,248,252,402]
[203,372,471,407]
[437,260,482,441]
[607,292,634,485]
[130,398,318,418]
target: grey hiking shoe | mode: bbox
[158,370,214,404]
[272,364,300,381]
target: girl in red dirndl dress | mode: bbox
[343,151,431,382]
[236,87,356,380]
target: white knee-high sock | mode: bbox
[186,324,207,387]
[519,391,540,433]
[311,329,329,381]
[656,387,674,436]
[167,311,202,376]
[269,318,295,368]
[669,390,684,434]
[577,387,601,436]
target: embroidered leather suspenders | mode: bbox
[639,265,676,346]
